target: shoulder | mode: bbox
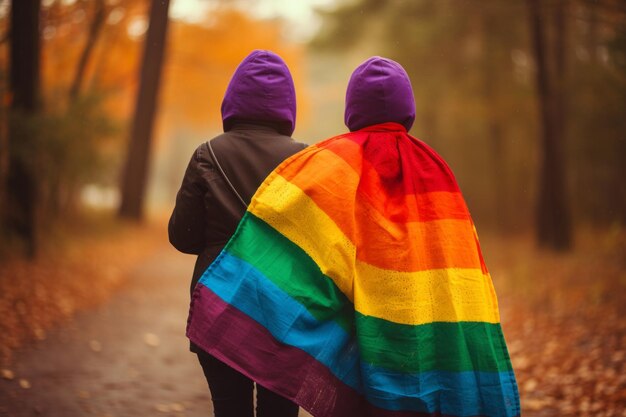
[278,136,308,155]
[308,132,355,153]
[186,137,226,182]
[289,137,309,151]
[192,132,241,165]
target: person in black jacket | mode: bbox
[168,50,306,417]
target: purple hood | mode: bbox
[344,56,416,132]
[221,50,296,136]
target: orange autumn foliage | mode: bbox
[29,2,308,149]
[158,8,308,146]
[0,2,308,198]
[40,0,147,116]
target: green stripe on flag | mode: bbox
[227,213,513,373]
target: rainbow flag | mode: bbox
[187,123,520,417]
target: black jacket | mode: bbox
[169,124,307,298]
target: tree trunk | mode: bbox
[5,0,42,258]
[0,74,8,230]
[69,0,106,101]
[527,0,572,250]
[118,0,170,220]
[480,10,508,233]
[551,0,572,245]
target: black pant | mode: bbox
[196,350,299,417]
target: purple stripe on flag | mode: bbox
[187,284,363,417]
[187,285,498,417]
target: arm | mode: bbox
[168,147,207,255]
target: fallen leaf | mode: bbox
[77,390,91,399]
[523,378,538,392]
[33,327,46,341]
[513,355,529,370]
[523,398,551,410]
[170,403,185,412]
[1,369,15,380]
[89,340,102,352]
[143,333,160,347]
[154,403,170,412]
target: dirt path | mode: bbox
[2,231,623,416]
[0,248,311,417]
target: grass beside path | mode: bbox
[0,212,168,365]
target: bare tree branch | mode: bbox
[69,0,106,100]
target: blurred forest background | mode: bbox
[0,0,625,416]
[311,0,626,245]
[0,0,624,257]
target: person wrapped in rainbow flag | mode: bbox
[187,56,521,417]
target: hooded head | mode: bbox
[344,57,416,132]
[221,50,296,136]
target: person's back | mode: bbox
[168,127,305,295]
[186,56,520,417]
[169,50,306,294]
[169,50,305,417]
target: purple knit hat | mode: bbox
[344,56,416,132]
[221,50,296,136]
